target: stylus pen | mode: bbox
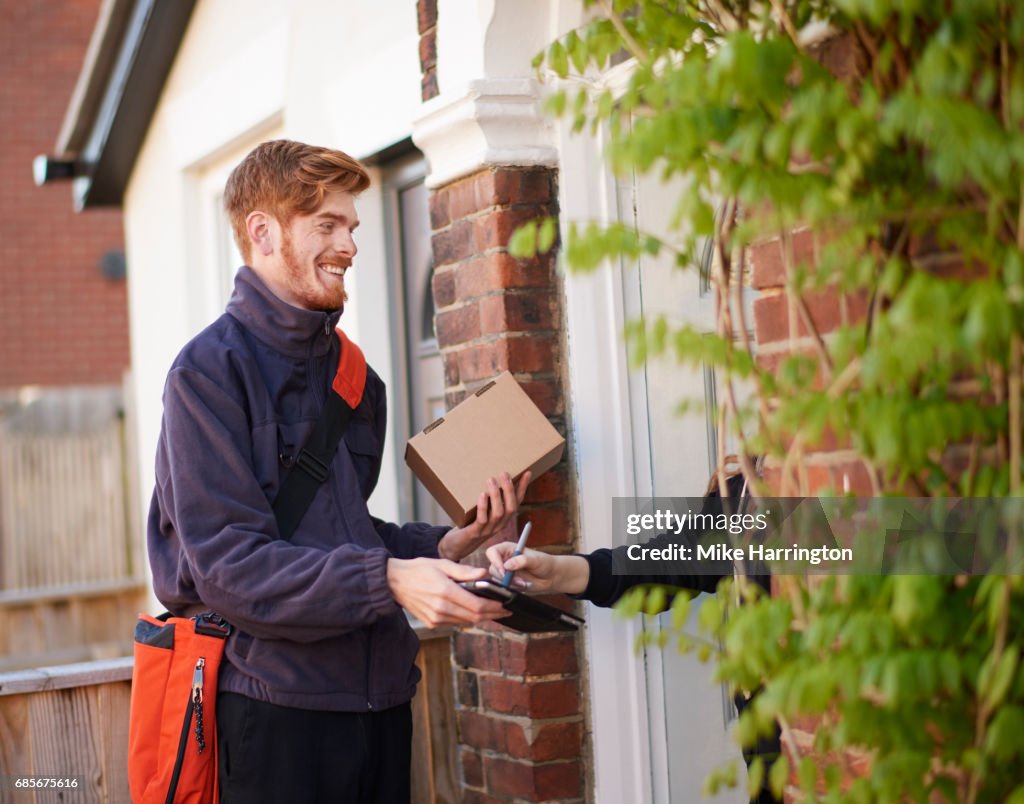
[500,521,532,588]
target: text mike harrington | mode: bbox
[623,508,854,566]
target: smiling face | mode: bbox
[249,191,360,312]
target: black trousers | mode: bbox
[216,692,412,804]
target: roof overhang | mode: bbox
[47,0,195,210]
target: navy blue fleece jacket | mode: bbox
[147,266,448,711]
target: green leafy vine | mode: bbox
[513,1,1024,800]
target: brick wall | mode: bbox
[744,37,866,799]
[749,32,873,500]
[745,32,978,799]
[417,0,438,102]
[0,1,130,390]
[428,166,585,802]
[751,227,876,497]
[751,217,976,801]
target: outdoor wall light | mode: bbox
[32,155,85,186]
[100,249,127,281]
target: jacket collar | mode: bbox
[226,266,342,358]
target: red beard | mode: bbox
[279,229,349,313]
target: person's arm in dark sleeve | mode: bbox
[572,546,720,609]
[363,372,451,560]
[151,367,400,643]
[488,482,750,609]
[571,549,619,607]
[489,539,720,610]
[371,517,449,559]
[572,486,747,608]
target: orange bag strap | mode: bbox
[332,328,367,409]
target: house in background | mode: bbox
[48,0,752,801]
[0,0,142,672]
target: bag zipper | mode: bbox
[164,657,205,804]
[192,658,207,753]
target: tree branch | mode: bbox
[768,0,803,51]
[597,0,649,64]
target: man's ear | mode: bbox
[245,211,276,257]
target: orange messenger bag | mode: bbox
[128,612,230,804]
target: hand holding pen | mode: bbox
[500,522,532,588]
[487,526,592,596]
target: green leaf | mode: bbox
[984,648,1019,710]
[985,706,1024,761]
[698,594,723,634]
[1006,784,1024,804]
[549,40,569,78]
[508,220,538,259]
[614,587,646,619]
[769,754,790,800]
[747,756,765,798]
[544,90,568,118]
[538,217,557,253]
[670,592,692,630]
[798,755,818,793]
[567,30,587,74]
[644,585,667,615]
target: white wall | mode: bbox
[125,0,425,568]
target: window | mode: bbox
[380,150,445,524]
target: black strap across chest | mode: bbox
[271,379,357,540]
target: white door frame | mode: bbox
[557,55,746,800]
[556,75,658,802]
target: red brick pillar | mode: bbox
[428,167,585,802]
[417,0,438,101]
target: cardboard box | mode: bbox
[405,372,565,526]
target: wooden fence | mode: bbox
[0,627,458,803]
[0,384,146,672]
[0,581,145,675]
[410,629,460,803]
[0,658,132,803]
[0,398,139,592]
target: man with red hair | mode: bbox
[148,140,526,802]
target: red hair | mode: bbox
[224,139,370,263]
